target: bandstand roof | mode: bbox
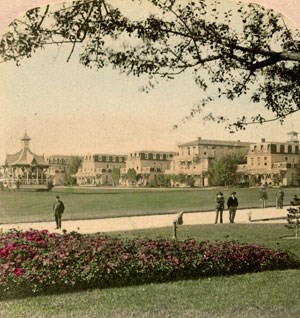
[4,132,49,167]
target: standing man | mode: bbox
[275,188,284,209]
[53,195,65,229]
[258,186,268,209]
[215,192,225,224]
[227,192,238,223]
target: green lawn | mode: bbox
[1,224,299,318]
[0,186,298,223]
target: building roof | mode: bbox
[5,148,48,167]
[46,155,83,159]
[130,150,178,154]
[92,153,128,157]
[178,138,252,147]
[4,133,48,167]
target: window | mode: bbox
[187,147,191,155]
[153,153,157,159]
[160,154,163,160]
[257,157,261,166]
[145,153,149,159]
[106,156,110,161]
[250,158,254,166]
[113,156,116,162]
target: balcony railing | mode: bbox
[3,178,49,186]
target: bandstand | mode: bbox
[1,132,53,190]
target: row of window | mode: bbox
[251,144,300,154]
[181,146,240,156]
[84,155,126,163]
[47,158,68,164]
[130,153,173,160]
[82,165,123,172]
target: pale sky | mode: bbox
[0,0,300,163]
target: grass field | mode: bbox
[1,224,299,318]
[0,186,299,223]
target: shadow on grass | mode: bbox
[1,266,299,301]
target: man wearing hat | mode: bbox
[227,192,238,223]
[215,191,225,224]
[53,195,65,229]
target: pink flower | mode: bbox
[14,268,24,277]
[41,229,48,235]
[39,240,47,247]
[0,248,9,257]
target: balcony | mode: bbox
[272,162,292,170]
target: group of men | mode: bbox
[258,187,285,209]
[215,191,238,224]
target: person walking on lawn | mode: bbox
[53,195,65,229]
[227,192,238,223]
[215,191,225,224]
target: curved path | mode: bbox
[0,207,288,234]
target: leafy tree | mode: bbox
[68,157,82,174]
[294,158,300,186]
[111,167,120,186]
[64,174,77,186]
[186,175,195,187]
[286,205,300,238]
[273,173,283,186]
[126,168,137,185]
[1,0,300,129]
[153,174,171,187]
[64,156,82,186]
[208,151,246,186]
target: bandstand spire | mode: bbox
[21,131,31,148]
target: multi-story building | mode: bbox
[165,137,251,186]
[46,155,83,185]
[76,153,127,186]
[237,132,300,186]
[122,150,177,186]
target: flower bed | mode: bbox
[0,229,299,298]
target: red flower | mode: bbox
[14,268,24,277]
[0,248,9,258]
[41,229,48,235]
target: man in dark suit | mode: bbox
[215,191,225,224]
[227,192,238,223]
[53,195,65,229]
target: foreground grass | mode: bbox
[1,270,299,318]
[0,224,299,317]
[0,187,298,223]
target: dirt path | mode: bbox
[0,207,287,234]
